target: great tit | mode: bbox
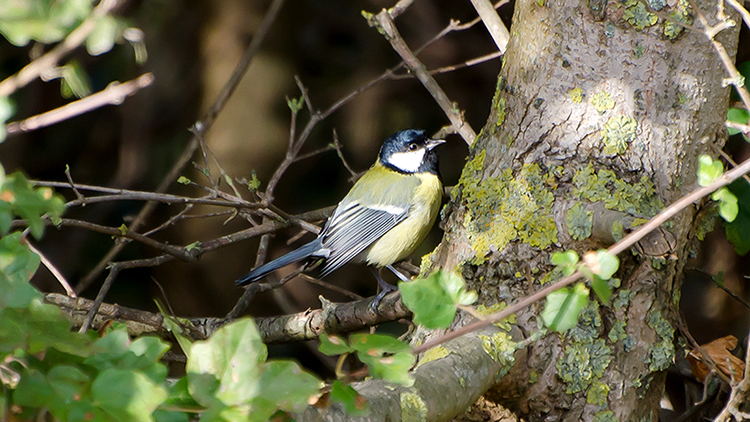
[236,129,444,305]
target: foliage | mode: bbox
[399,270,477,328]
[319,333,415,387]
[0,164,331,421]
[697,154,750,254]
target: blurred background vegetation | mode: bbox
[0,0,748,365]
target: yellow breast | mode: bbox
[363,172,442,267]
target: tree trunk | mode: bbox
[428,0,739,420]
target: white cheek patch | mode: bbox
[388,149,426,173]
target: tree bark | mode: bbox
[425,0,740,420]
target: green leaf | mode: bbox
[286,96,305,113]
[697,155,723,187]
[247,171,261,192]
[582,250,619,281]
[0,232,41,287]
[253,360,322,416]
[2,172,66,240]
[60,60,92,99]
[162,377,202,411]
[725,179,750,255]
[13,368,54,408]
[348,333,411,355]
[358,351,415,387]
[727,107,749,136]
[92,368,168,422]
[712,187,739,222]
[0,96,14,143]
[590,275,612,305]
[154,409,190,422]
[330,380,368,416]
[86,15,119,56]
[185,241,201,252]
[399,271,475,328]
[542,283,590,332]
[186,318,267,407]
[177,176,191,185]
[318,334,353,356]
[348,334,414,386]
[551,250,579,277]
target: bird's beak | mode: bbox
[425,139,446,151]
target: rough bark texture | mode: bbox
[425,0,739,420]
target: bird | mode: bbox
[236,128,445,307]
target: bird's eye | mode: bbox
[408,143,418,151]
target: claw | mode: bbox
[370,268,398,311]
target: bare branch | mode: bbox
[76,0,286,293]
[468,0,510,52]
[5,74,154,136]
[372,10,477,145]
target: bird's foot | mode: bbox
[371,282,397,312]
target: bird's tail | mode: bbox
[235,239,323,286]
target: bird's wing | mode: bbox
[318,201,409,277]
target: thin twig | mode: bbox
[712,143,750,185]
[141,205,194,237]
[372,10,477,145]
[299,274,363,300]
[80,265,120,332]
[5,74,154,136]
[688,0,750,112]
[75,0,286,293]
[23,234,76,298]
[331,129,358,178]
[468,0,510,52]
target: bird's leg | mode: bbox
[385,264,410,282]
[370,267,399,311]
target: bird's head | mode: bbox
[378,129,444,175]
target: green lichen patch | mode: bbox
[415,346,451,369]
[570,87,584,103]
[568,301,602,343]
[647,310,674,342]
[646,310,675,372]
[529,371,538,383]
[556,339,612,394]
[593,410,619,422]
[623,335,636,352]
[647,0,666,10]
[591,92,615,114]
[624,1,658,30]
[648,339,675,371]
[601,115,637,155]
[608,320,628,342]
[567,202,593,240]
[491,76,507,129]
[457,154,559,264]
[479,331,517,368]
[664,0,692,39]
[633,43,645,59]
[400,391,428,422]
[572,164,663,216]
[587,381,610,407]
[612,289,635,310]
[476,303,517,329]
